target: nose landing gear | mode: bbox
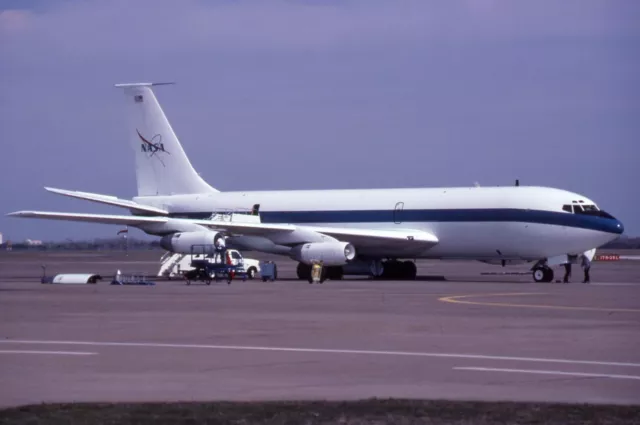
[532,265,554,283]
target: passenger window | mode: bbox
[562,205,572,213]
[232,252,241,259]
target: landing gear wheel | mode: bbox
[380,261,396,280]
[326,266,344,280]
[532,267,554,283]
[380,260,417,280]
[533,267,545,282]
[403,261,417,280]
[544,267,554,282]
[297,263,311,281]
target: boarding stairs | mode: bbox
[158,252,186,278]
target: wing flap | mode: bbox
[309,226,438,244]
[309,226,438,255]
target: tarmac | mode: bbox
[0,249,639,407]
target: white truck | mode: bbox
[158,249,261,280]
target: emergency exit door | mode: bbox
[394,202,404,224]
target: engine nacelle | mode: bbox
[160,231,224,254]
[290,242,356,266]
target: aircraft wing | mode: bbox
[6,211,298,234]
[6,211,169,226]
[7,211,438,255]
[44,187,168,215]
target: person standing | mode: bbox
[563,262,572,283]
[581,254,591,283]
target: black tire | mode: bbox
[543,267,554,282]
[533,266,554,283]
[297,263,311,280]
[327,266,344,280]
[403,261,417,280]
[247,267,257,280]
[381,261,401,280]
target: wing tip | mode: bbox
[6,211,30,217]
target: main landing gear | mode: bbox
[532,265,554,283]
[296,260,418,282]
[378,260,417,280]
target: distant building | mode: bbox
[25,239,43,246]
[0,232,3,245]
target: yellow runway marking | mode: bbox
[438,292,640,313]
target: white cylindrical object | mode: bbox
[290,242,357,266]
[51,274,101,284]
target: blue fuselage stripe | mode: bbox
[168,208,623,235]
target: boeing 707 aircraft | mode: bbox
[8,83,624,282]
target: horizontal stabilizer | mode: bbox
[114,82,175,88]
[45,187,168,215]
[7,211,168,226]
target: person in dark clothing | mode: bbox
[581,255,591,283]
[563,262,572,283]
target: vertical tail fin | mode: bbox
[115,82,217,196]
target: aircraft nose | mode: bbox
[604,212,624,235]
[613,218,624,235]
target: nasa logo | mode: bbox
[137,129,170,166]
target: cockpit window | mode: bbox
[562,204,600,214]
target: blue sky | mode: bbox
[1,0,638,241]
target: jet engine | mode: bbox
[159,231,224,254]
[290,242,356,266]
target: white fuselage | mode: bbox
[134,185,623,261]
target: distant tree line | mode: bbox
[1,237,162,252]
[1,236,638,252]
[600,236,640,249]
